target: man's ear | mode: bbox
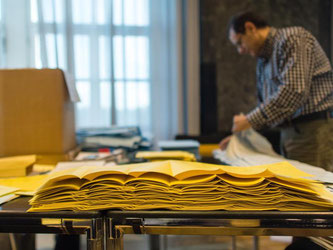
[244,21,256,33]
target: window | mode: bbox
[0,0,5,67]
[30,0,151,134]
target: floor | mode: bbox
[36,234,291,250]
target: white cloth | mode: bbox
[214,128,333,184]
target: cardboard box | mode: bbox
[0,68,77,156]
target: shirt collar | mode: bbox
[258,27,277,60]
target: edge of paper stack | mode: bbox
[28,160,333,212]
[0,155,49,204]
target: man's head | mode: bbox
[227,11,270,57]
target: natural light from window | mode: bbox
[30,0,151,133]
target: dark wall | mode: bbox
[200,0,332,134]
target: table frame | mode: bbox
[106,210,333,250]
[2,198,333,250]
[0,197,104,250]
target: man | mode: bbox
[220,11,333,250]
[220,11,333,173]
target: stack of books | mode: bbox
[28,160,333,212]
[76,126,150,151]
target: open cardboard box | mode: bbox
[0,68,78,160]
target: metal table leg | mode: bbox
[253,236,259,250]
[85,218,104,250]
[232,236,236,250]
[107,218,124,250]
[58,218,104,250]
[149,235,160,250]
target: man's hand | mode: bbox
[219,135,232,150]
[232,114,251,132]
[219,114,251,150]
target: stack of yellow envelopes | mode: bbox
[0,175,48,196]
[28,160,333,212]
[0,175,48,204]
[0,155,36,177]
[136,151,196,162]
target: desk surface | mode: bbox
[107,210,333,234]
[1,198,333,239]
[0,197,101,218]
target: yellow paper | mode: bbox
[136,151,196,162]
[28,160,333,212]
[0,175,47,193]
[218,174,265,186]
[0,185,19,196]
[0,155,36,177]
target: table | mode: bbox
[0,197,104,250]
[2,199,333,250]
[106,210,333,250]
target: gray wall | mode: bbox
[200,0,332,132]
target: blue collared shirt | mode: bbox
[247,27,333,129]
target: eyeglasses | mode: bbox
[234,35,243,48]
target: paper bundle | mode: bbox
[213,129,333,184]
[0,155,36,177]
[28,160,333,212]
[0,175,47,205]
[136,151,196,162]
[0,175,48,196]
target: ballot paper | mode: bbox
[0,185,19,197]
[213,129,333,184]
[136,151,196,162]
[0,155,36,177]
[0,193,18,204]
[0,185,19,204]
[0,175,48,196]
[49,160,106,174]
[28,160,333,212]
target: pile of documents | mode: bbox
[74,149,125,162]
[0,175,48,204]
[136,151,196,162]
[0,175,47,196]
[29,160,333,212]
[76,126,150,150]
[213,129,333,184]
[158,140,200,159]
[0,155,36,177]
[0,155,49,204]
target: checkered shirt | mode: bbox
[247,27,333,129]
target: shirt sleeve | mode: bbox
[246,33,314,130]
